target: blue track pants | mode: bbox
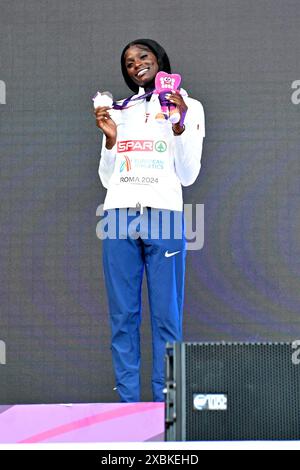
[102,208,186,402]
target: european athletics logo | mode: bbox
[120,155,132,173]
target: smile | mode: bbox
[136,68,150,77]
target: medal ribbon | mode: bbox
[112,89,155,110]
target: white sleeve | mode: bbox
[98,133,117,189]
[172,99,205,187]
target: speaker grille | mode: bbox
[184,342,300,440]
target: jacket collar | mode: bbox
[138,87,146,96]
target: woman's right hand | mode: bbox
[94,106,117,149]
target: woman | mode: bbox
[95,39,205,402]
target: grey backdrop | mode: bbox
[0,0,300,403]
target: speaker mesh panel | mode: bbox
[183,342,300,440]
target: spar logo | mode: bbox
[155,140,167,152]
[120,155,132,173]
[118,140,154,153]
[117,140,167,153]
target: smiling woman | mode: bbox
[94,38,205,403]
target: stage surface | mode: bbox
[0,403,164,443]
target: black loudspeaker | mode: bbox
[165,342,300,441]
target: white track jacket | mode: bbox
[98,87,205,212]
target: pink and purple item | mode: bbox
[154,71,182,124]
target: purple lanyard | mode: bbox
[112,89,155,110]
[111,88,186,128]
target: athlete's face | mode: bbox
[124,45,159,88]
